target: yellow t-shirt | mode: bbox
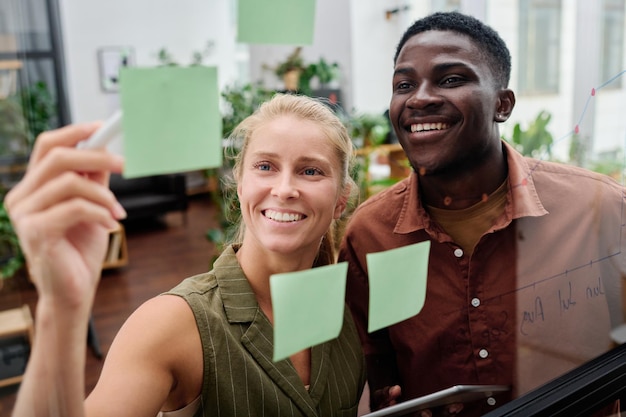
[427,179,508,256]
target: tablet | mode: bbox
[361,384,510,417]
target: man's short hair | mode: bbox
[394,11,512,88]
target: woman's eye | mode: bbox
[304,167,321,176]
[254,162,271,171]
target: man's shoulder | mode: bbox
[528,157,624,192]
[354,176,411,214]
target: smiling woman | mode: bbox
[5,93,366,417]
[226,93,358,268]
[235,115,348,271]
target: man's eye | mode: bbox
[441,76,464,85]
[396,81,412,90]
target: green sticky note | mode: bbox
[270,262,347,362]
[119,66,222,178]
[367,241,431,333]
[238,0,316,45]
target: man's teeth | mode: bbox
[264,209,303,222]
[410,122,448,132]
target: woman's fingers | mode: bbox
[28,122,101,165]
[17,198,113,250]
[20,202,112,308]
[8,170,125,226]
[6,148,124,214]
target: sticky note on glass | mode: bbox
[367,241,431,333]
[119,66,222,178]
[270,262,347,362]
[237,0,316,45]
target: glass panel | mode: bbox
[0,0,62,194]
[431,0,462,12]
[0,0,51,52]
[518,0,562,94]
[601,0,624,89]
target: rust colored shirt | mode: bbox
[340,141,625,416]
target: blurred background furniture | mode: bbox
[109,173,188,224]
[0,305,33,388]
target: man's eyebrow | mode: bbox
[393,66,415,77]
[432,61,473,72]
[393,61,473,76]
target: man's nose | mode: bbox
[406,82,443,109]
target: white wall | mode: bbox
[247,0,413,115]
[348,0,415,115]
[248,0,353,110]
[58,0,239,123]
[56,0,626,163]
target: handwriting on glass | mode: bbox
[519,276,605,336]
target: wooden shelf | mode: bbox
[0,60,22,70]
[102,223,128,270]
[0,305,34,388]
[354,143,411,198]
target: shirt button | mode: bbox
[471,298,481,307]
[453,248,463,258]
[479,348,489,358]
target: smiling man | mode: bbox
[340,11,625,417]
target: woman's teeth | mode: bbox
[264,209,303,222]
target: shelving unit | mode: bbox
[0,305,34,387]
[102,223,128,270]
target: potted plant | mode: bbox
[0,96,30,156]
[296,58,341,96]
[310,58,340,89]
[273,47,307,91]
[220,82,275,138]
[0,201,24,281]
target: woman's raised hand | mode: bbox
[4,122,126,314]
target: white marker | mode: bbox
[77,110,123,149]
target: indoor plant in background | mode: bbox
[19,81,56,144]
[0,201,24,281]
[309,57,340,90]
[204,82,275,262]
[0,95,30,156]
[272,47,307,91]
[297,57,341,96]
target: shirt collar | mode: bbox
[395,141,548,235]
[213,244,259,323]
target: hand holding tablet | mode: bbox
[362,385,510,417]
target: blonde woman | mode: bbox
[7,93,365,417]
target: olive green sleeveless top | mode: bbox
[165,245,366,417]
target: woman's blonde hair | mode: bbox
[223,93,356,266]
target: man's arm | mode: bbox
[340,235,402,410]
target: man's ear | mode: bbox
[494,89,516,122]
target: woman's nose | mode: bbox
[271,173,300,199]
